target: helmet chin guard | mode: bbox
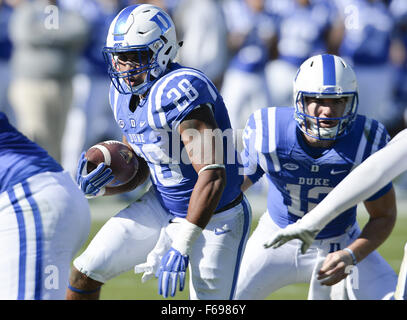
[293,54,359,141]
[103,4,179,95]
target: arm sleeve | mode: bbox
[301,129,407,231]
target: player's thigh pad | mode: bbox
[170,196,251,300]
[73,187,170,283]
[0,171,91,300]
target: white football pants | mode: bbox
[73,187,252,300]
[0,171,91,300]
[235,212,397,300]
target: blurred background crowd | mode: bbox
[1,0,407,193]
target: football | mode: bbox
[85,140,140,187]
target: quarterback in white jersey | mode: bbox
[67,4,251,300]
[235,54,398,300]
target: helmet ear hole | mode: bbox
[160,35,168,44]
[164,47,172,56]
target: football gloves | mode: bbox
[76,151,114,198]
[157,247,189,298]
[264,220,320,254]
[134,227,189,298]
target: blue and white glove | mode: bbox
[76,151,114,198]
[157,247,189,298]
[263,219,320,254]
[156,219,202,298]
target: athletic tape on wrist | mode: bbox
[343,248,357,265]
[198,164,225,175]
[171,219,203,256]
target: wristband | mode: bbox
[343,247,357,265]
[171,219,203,256]
[198,164,225,175]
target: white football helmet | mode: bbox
[293,54,359,140]
[103,4,179,95]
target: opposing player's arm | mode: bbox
[178,104,226,229]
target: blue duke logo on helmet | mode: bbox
[149,11,171,34]
[103,5,179,95]
[293,54,359,141]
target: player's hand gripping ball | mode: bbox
[77,140,149,198]
[85,140,139,187]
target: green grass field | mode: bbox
[74,196,407,300]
